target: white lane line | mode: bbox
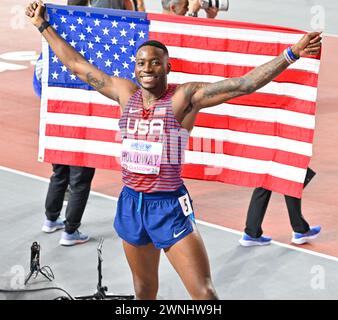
[197,220,338,263]
[1,165,337,263]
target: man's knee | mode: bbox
[192,285,218,300]
[134,280,158,300]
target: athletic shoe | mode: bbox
[291,226,321,245]
[42,218,65,233]
[59,230,90,246]
[239,233,272,247]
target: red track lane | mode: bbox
[1,1,338,257]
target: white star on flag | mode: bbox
[138,30,145,38]
[105,59,112,67]
[51,71,59,79]
[60,32,67,39]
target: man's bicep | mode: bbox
[85,71,136,104]
[74,61,135,102]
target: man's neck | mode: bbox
[141,86,168,109]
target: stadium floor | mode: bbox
[1,167,338,300]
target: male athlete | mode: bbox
[26,1,321,299]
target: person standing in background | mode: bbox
[132,0,146,11]
[39,0,135,247]
[161,0,218,18]
[239,168,321,246]
[188,0,220,18]
[161,0,189,15]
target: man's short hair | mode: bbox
[161,0,182,11]
[137,40,169,56]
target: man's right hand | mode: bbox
[25,1,46,27]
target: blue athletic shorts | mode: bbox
[113,185,196,249]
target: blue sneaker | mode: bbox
[239,233,272,247]
[59,230,90,246]
[291,226,321,245]
[42,218,65,233]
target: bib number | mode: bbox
[178,194,193,216]
[121,138,163,175]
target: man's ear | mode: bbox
[167,62,171,74]
[170,4,176,13]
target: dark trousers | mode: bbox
[45,164,95,233]
[244,187,310,238]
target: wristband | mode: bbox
[38,21,50,33]
[283,46,299,64]
[187,12,198,17]
[287,47,300,60]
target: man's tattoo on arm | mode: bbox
[243,54,289,93]
[203,54,289,99]
[203,78,248,99]
[86,72,105,90]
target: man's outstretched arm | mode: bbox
[26,1,137,107]
[188,32,322,110]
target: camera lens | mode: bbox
[200,0,229,11]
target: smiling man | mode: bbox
[26,1,321,300]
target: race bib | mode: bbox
[121,139,163,175]
[178,194,193,216]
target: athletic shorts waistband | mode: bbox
[123,185,187,200]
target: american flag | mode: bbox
[39,4,321,198]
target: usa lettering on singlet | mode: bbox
[119,84,189,193]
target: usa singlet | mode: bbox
[118,84,189,193]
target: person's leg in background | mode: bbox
[42,164,69,233]
[244,187,272,237]
[239,187,272,246]
[286,195,321,244]
[59,165,95,245]
[285,195,310,234]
